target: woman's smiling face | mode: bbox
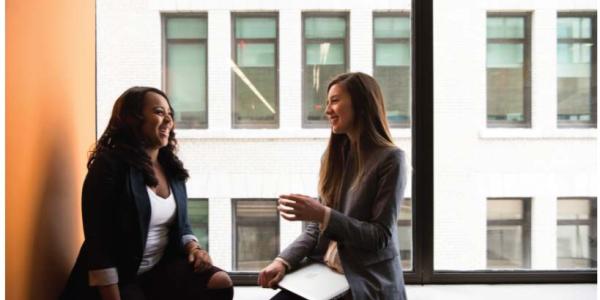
[326,83,355,135]
[140,91,174,149]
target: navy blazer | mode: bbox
[61,151,194,299]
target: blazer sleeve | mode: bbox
[178,182,198,248]
[277,221,321,270]
[81,154,121,280]
[322,149,407,251]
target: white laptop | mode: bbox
[278,262,350,300]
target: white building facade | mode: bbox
[96,0,597,273]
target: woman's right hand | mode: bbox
[258,260,286,289]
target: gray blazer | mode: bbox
[279,146,408,300]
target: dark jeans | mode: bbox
[120,256,233,300]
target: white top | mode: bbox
[137,186,177,274]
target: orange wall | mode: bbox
[6,0,95,299]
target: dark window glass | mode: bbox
[164,16,208,128]
[487,198,531,269]
[232,14,279,128]
[557,197,597,269]
[374,13,411,127]
[486,15,531,127]
[302,13,348,127]
[188,199,209,250]
[557,14,597,127]
[233,199,279,271]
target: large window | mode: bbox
[232,13,279,128]
[373,12,411,127]
[557,197,597,269]
[188,199,209,250]
[163,15,208,128]
[487,198,531,269]
[233,199,279,271]
[557,13,597,127]
[486,14,531,127]
[302,13,349,127]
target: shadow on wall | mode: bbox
[28,129,83,300]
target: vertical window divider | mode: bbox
[411,0,434,284]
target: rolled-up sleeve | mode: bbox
[88,267,119,286]
[182,234,199,248]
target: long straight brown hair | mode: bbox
[318,72,395,208]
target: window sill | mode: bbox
[175,128,412,140]
[479,128,597,140]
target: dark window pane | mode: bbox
[167,43,208,128]
[234,199,279,271]
[233,15,278,128]
[166,17,207,39]
[557,16,596,127]
[557,198,597,269]
[235,17,277,39]
[486,15,530,126]
[374,14,411,127]
[487,198,530,269]
[188,199,209,250]
[304,17,346,38]
[165,16,208,129]
[303,15,348,126]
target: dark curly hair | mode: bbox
[88,86,189,186]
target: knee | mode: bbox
[207,271,233,289]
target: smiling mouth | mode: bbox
[159,128,170,137]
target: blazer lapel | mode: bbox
[129,167,151,248]
[170,178,185,231]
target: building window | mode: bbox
[233,199,279,271]
[232,13,279,128]
[486,14,531,127]
[487,198,531,269]
[557,197,597,269]
[302,13,349,127]
[188,199,209,250]
[163,15,208,129]
[397,198,412,270]
[373,12,411,128]
[557,13,597,127]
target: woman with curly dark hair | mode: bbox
[61,87,233,300]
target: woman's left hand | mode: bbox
[185,242,213,272]
[278,194,326,223]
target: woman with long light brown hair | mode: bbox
[259,72,408,299]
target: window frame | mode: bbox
[556,12,597,128]
[485,12,532,128]
[231,12,280,129]
[161,13,209,129]
[301,11,350,128]
[373,11,412,128]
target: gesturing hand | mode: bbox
[278,194,326,223]
[258,260,286,289]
